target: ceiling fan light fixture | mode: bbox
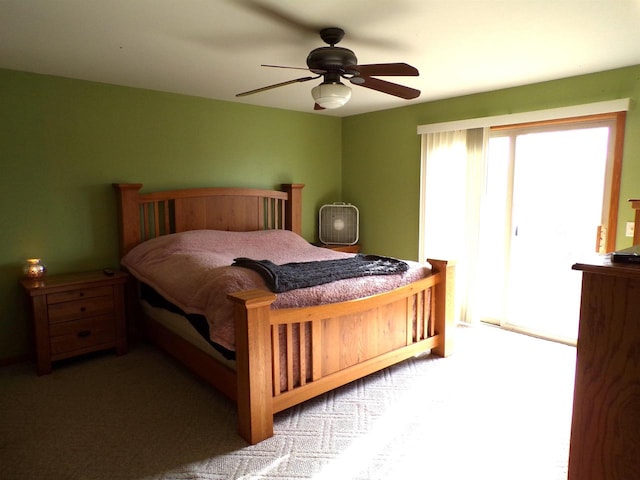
[311,82,352,109]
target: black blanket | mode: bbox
[232,254,409,293]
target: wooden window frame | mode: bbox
[490,111,626,253]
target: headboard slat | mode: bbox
[153,202,160,238]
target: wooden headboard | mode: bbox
[112,183,305,257]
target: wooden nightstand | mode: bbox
[21,270,129,375]
[320,244,361,253]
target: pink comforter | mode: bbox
[121,229,431,351]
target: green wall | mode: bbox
[0,68,342,361]
[342,65,640,259]
[3,64,640,363]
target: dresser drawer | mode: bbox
[47,295,114,323]
[49,314,116,356]
[47,286,113,304]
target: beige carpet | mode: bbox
[0,325,575,480]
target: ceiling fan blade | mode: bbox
[314,103,325,111]
[236,76,317,97]
[262,64,308,70]
[236,0,320,35]
[351,63,419,77]
[235,2,405,50]
[262,64,326,74]
[353,76,420,100]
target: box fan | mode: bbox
[319,203,359,245]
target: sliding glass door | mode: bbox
[479,122,614,343]
[419,108,626,342]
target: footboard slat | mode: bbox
[311,321,322,381]
[271,325,281,396]
[299,322,307,387]
[429,288,436,337]
[417,289,424,341]
[416,293,424,341]
[406,297,413,345]
[286,324,294,390]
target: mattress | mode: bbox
[140,299,236,371]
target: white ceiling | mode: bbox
[2,0,640,117]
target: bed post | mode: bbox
[112,183,143,257]
[112,183,145,340]
[282,183,304,235]
[428,259,456,357]
[228,289,278,444]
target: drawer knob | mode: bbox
[80,307,86,312]
[77,330,91,338]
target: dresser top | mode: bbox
[573,254,640,279]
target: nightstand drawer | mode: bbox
[47,286,113,304]
[49,314,116,355]
[47,295,114,323]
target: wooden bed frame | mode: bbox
[113,182,455,444]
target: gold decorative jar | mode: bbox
[24,258,47,279]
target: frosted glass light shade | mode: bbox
[311,82,352,109]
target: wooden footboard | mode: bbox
[228,258,454,444]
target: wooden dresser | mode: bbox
[21,270,129,375]
[631,198,640,244]
[569,258,640,479]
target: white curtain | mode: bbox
[420,128,487,324]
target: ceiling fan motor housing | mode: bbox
[319,203,359,245]
[307,47,358,73]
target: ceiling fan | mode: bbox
[236,27,420,110]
